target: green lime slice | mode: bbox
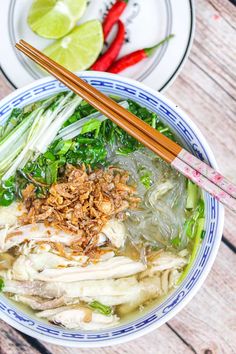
[43,20,103,71]
[27,0,87,39]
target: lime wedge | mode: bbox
[43,20,103,71]
[27,0,87,39]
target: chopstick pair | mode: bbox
[15,40,236,212]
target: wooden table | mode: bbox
[0,0,235,353]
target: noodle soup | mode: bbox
[0,93,205,330]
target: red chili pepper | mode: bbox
[108,34,174,74]
[91,20,125,72]
[103,0,128,40]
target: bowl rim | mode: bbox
[0,71,224,347]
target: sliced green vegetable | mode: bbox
[109,94,121,102]
[0,108,23,140]
[34,93,81,154]
[52,140,73,155]
[58,101,129,141]
[171,236,181,247]
[0,278,4,292]
[186,180,198,210]
[73,139,107,166]
[1,93,82,181]
[44,151,56,161]
[81,118,102,135]
[198,198,205,218]
[184,219,196,239]
[116,146,136,155]
[0,189,15,206]
[178,217,205,284]
[89,301,112,316]
[140,172,152,189]
[2,176,15,189]
[0,176,16,206]
[45,161,58,185]
[196,218,205,239]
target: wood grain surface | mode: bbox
[0,0,235,353]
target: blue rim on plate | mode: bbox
[0,72,224,347]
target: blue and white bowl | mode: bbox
[0,72,224,347]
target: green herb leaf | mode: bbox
[44,151,56,161]
[178,218,205,285]
[171,236,181,247]
[54,140,72,155]
[66,138,107,166]
[0,190,15,206]
[0,177,16,207]
[45,161,58,185]
[89,301,112,316]
[198,199,205,218]
[140,172,152,189]
[196,218,205,239]
[81,119,102,135]
[117,146,135,155]
[184,219,195,239]
[0,108,24,139]
[186,180,198,210]
[0,278,4,292]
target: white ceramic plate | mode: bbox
[0,0,194,91]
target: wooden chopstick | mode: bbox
[19,40,181,156]
[16,43,175,163]
[18,40,236,200]
[15,41,236,212]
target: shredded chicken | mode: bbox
[139,250,188,279]
[99,219,126,248]
[12,295,69,310]
[0,223,81,253]
[37,306,119,330]
[19,165,140,253]
[10,255,146,282]
[0,203,24,229]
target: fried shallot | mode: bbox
[19,164,140,251]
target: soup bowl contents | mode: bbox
[0,73,223,346]
[0,90,205,331]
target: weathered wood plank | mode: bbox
[223,209,236,250]
[167,58,236,183]
[168,242,236,354]
[0,320,45,354]
[208,0,236,26]
[166,60,236,246]
[166,2,236,247]
[192,0,236,101]
[167,0,236,177]
[42,324,195,354]
[0,72,12,99]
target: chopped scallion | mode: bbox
[0,278,4,292]
[186,180,198,210]
[89,301,112,316]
